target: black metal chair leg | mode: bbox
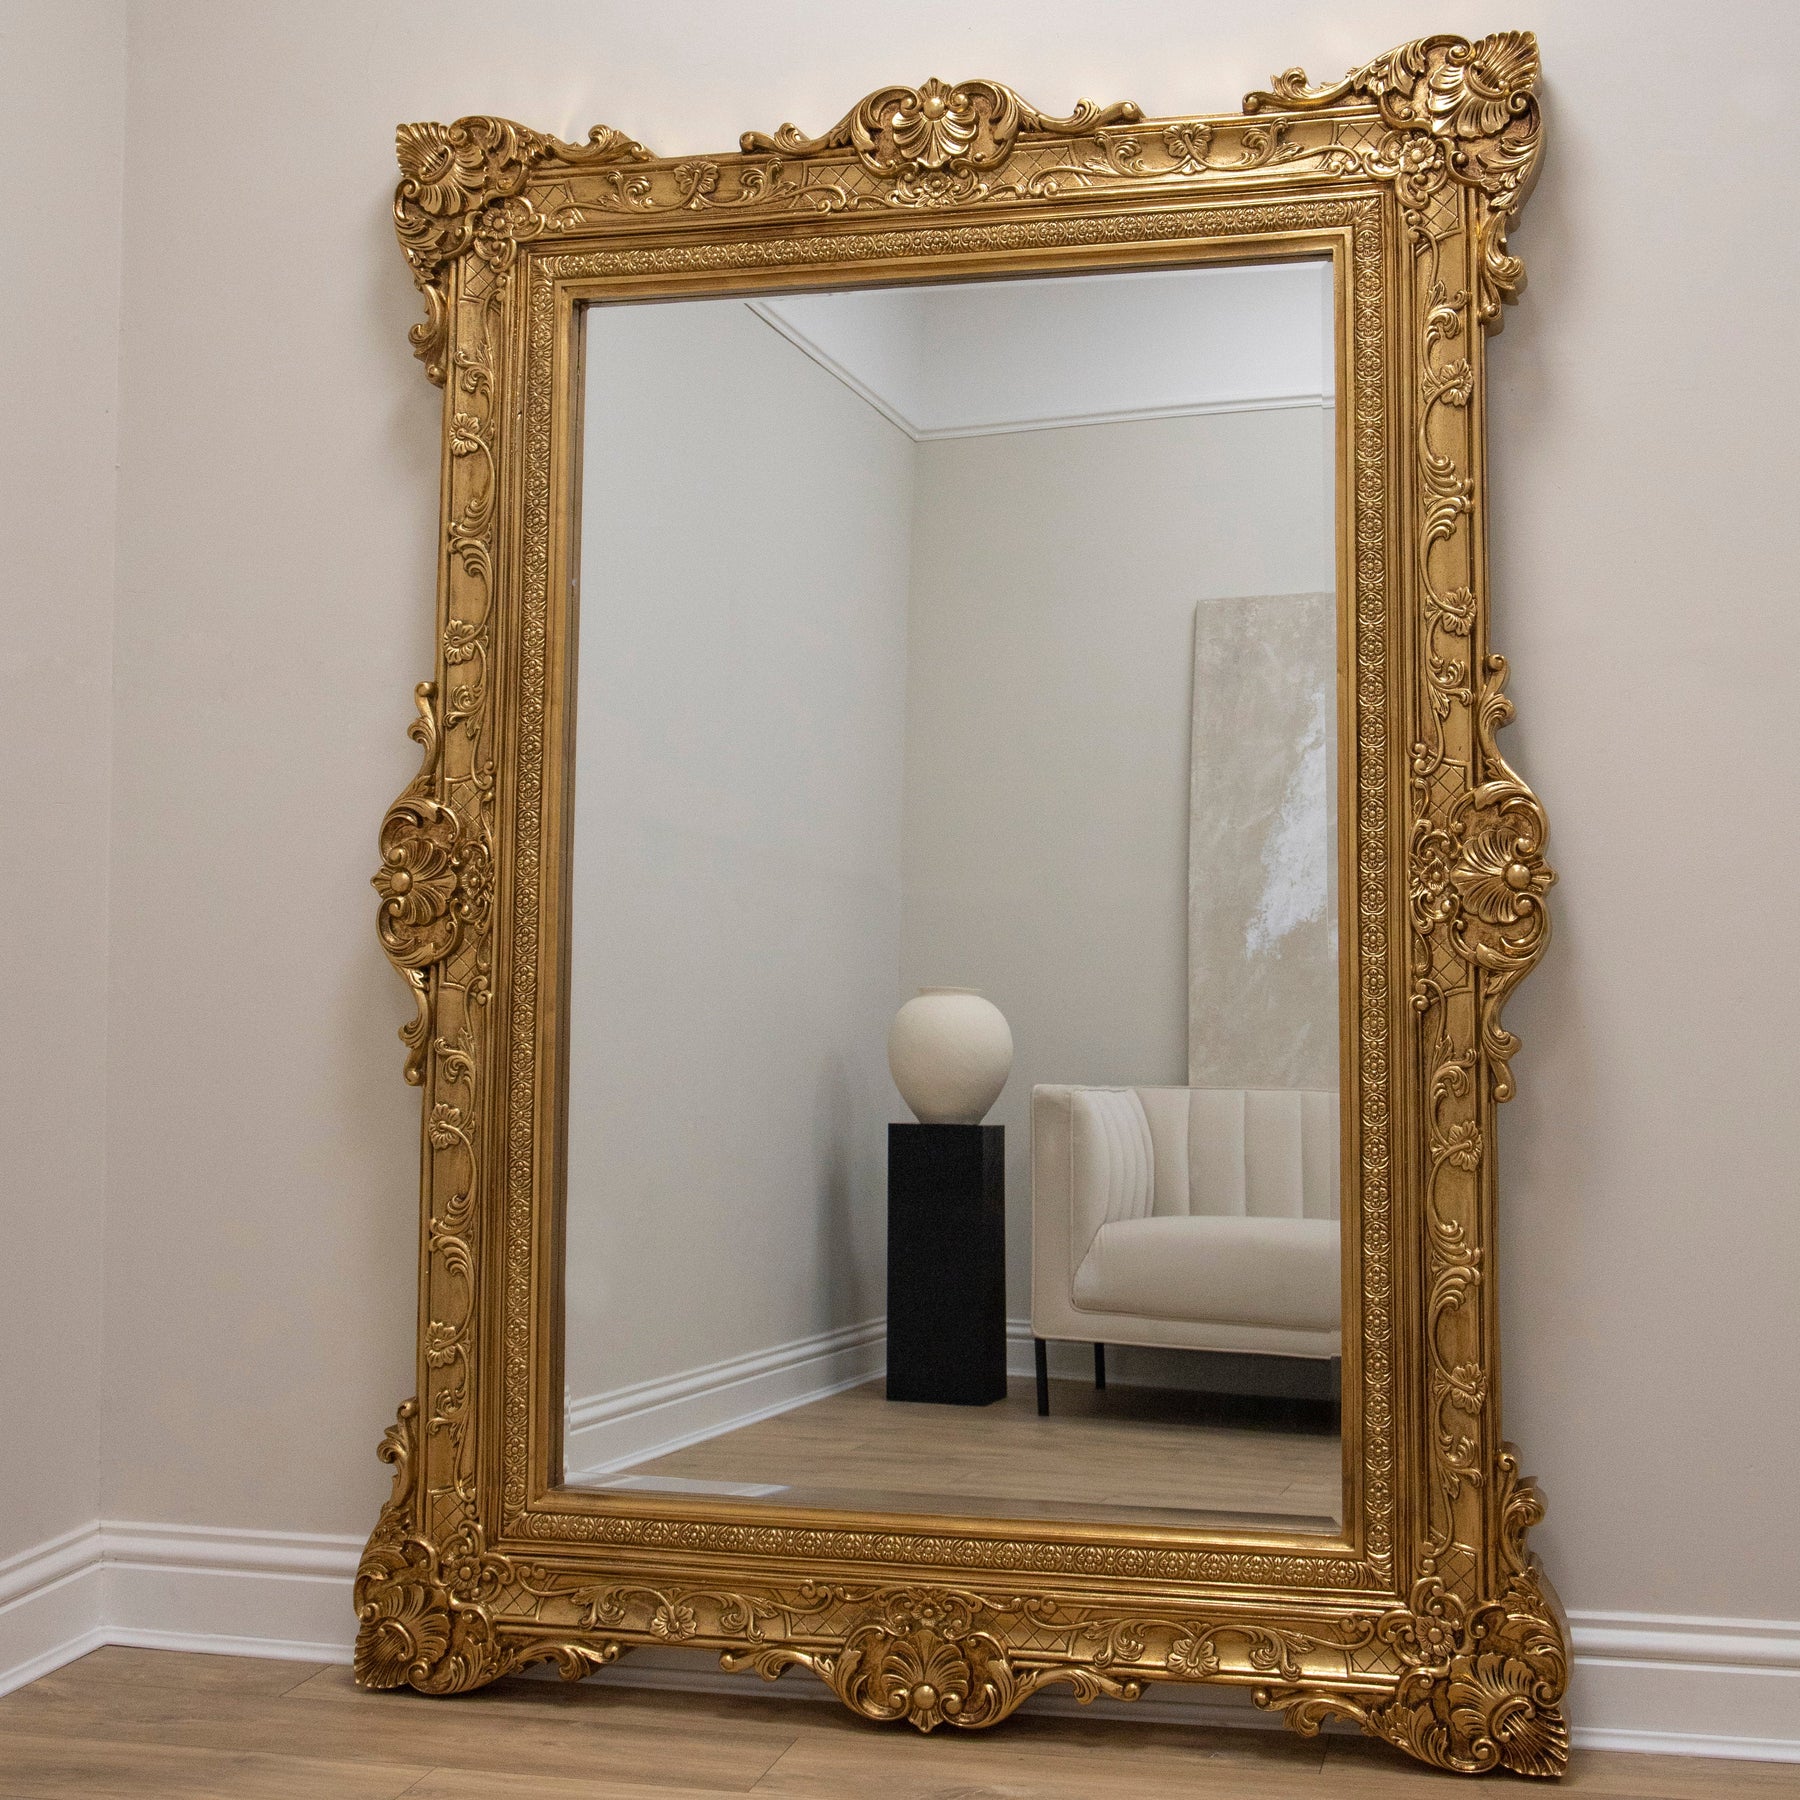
[1094,1342,1106,1390]
[1034,1338,1049,1415]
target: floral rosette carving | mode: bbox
[372,684,493,1082]
[1410,658,1555,1099]
[374,801,460,969]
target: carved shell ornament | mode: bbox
[1246,32,1541,318]
[723,1588,1143,1731]
[741,78,1143,183]
[353,1564,451,1690]
[395,120,517,223]
[1425,31,1538,141]
[1248,29,1538,150]
[1451,825,1552,926]
[393,116,649,380]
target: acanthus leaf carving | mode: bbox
[721,1588,1143,1731]
[1244,32,1537,153]
[373,682,491,1083]
[742,79,1141,203]
[1409,657,1554,1104]
[1247,33,1541,320]
[355,1399,631,1693]
[394,115,651,382]
[1255,1451,1567,1777]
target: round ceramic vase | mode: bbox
[887,988,1014,1125]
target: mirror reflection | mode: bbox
[562,260,1344,1531]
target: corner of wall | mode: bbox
[0,0,129,1571]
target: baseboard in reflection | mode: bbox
[563,1318,885,1483]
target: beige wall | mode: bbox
[0,0,125,1562]
[564,300,910,1401]
[74,0,1800,1648]
[901,407,1334,1310]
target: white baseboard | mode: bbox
[103,1521,364,1663]
[564,1318,885,1481]
[1566,1610,1800,1759]
[2,1522,1796,1763]
[0,1521,359,1697]
[0,1523,105,1698]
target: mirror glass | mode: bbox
[562,259,1345,1532]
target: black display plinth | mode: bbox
[886,1123,1007,1406]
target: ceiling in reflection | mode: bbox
[749,261,1334,440]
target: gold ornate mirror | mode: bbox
[361,32,1567,1777]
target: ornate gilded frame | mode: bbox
[360,34,1567,1777]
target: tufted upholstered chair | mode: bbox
[1029,1084,1340,1413]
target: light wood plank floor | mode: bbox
[568,1376,1342,1532]
[2,1648,1797,1798]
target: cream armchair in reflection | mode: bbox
[1029,1085,1341,1414]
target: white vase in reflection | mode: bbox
[887,988,1014,1125]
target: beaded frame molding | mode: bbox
[362,34,1565,1776]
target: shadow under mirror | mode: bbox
[561,259,1345,1535]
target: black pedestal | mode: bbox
[885,1123,1007,1405]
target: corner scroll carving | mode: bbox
[1256,1450,1568,1776]
[373,682,491,1083]
[1247,33,1541,319]
[742,80,1141,202]
[394,116,651,382]
[354,1399,628,1692]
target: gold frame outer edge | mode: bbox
[362,35,1566,1777]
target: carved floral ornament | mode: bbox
[388,36,1541,379]
[372,684,492,1083]
[366,34,1566,1778]
[741,78,1143,188]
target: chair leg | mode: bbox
[1094,1342,1106,1391]
[1034,1339,1049,1416]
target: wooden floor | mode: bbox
[2,1648,1796,1798]
[570,1376,1342,1531]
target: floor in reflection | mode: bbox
[565,1376,1341,1532]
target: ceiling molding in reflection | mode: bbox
[747,298,1331,443]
